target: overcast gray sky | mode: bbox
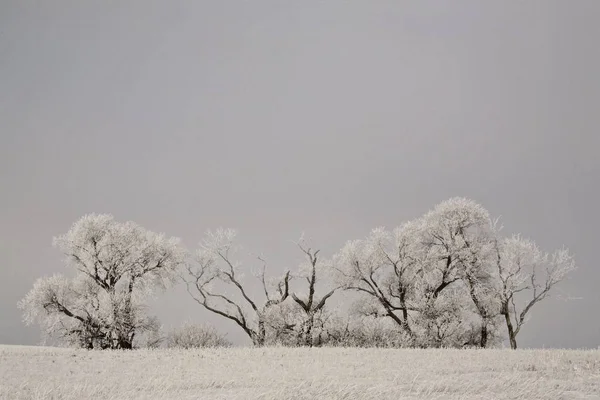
[1,1,599,349]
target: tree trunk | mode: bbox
[502,308,518,349]
[304,315,314,347]
[479,320,488,348]
[464,272,489,348]
[252,320,266,347]
[118,338,133,349]
[398,290,413,340]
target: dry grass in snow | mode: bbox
[0,345,599,400]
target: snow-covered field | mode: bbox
[1,345,599,400]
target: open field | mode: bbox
[0,345,599,400]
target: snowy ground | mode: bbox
[0,345,599,400]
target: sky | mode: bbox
[1,1,598,349]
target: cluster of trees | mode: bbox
[19,198,576,350]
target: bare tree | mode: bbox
[18,214,186,349]
[289,240,338,347]
[495,235,576,349]
[183,229,290,346]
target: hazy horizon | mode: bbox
[1,1,599,349]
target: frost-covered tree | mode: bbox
[331,209,489,348]
[417,198,500,348]
[18,214,186,349]
[495,235,576,349]
[184,229,291,346]
[331,224,421,344]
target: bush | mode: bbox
[319,316,411,348]
[167,322,231,349]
